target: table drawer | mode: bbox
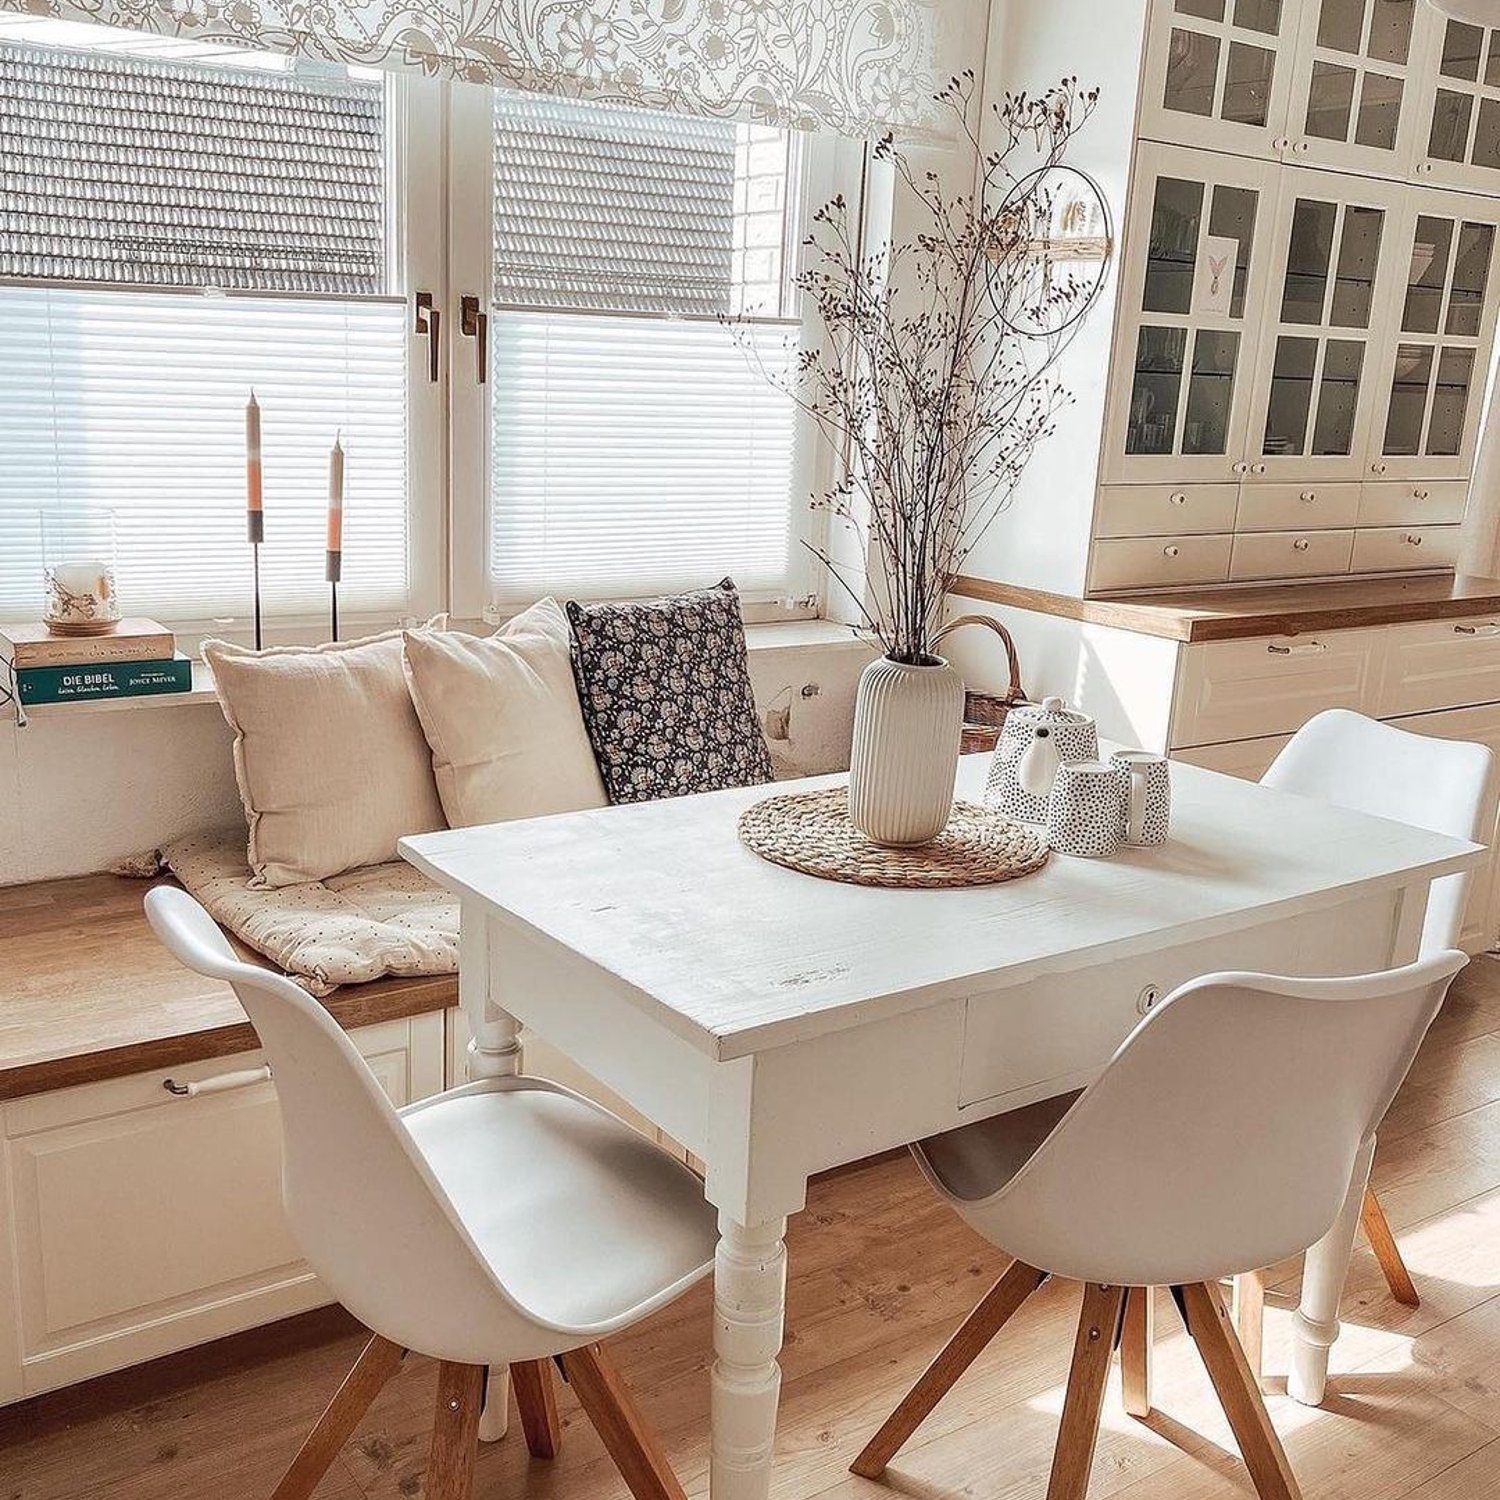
[1376,617,1500,715]
[1229,529,1354,582]
[1351,526,1461,574]
[1094,484,1240,538]
[1171,627,1381,748]
[1171,734,1291,781]
[1357,480,1469,528]
[1088,534,1232,593]
[1235,482,1360,532]
[958,895,1402,1109]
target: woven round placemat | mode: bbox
[738,787,1050,889]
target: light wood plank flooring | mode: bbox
[4,956,1499,1500]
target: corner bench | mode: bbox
[0,874,458,1405]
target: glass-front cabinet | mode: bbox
[1412,14,1500,191]
[1103,144,1280,482]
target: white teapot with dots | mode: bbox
[984,695,1100,824]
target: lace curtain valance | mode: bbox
[0,0,980,137]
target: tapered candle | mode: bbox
[245,391,263,544]
[325,434,343,584]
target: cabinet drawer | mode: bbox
[1235,482,1361,532]
[1358,480,1469,528]
[1351,526,1461,573]
[1088,534,1232,593]
[1094,484,1240,538]
[1376,617,1500,716]
[1171,627,1382,748]
[1229,529,1354,581]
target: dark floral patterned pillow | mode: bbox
[566,579,774,804]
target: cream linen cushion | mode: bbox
[401,598,607,827]
[203,627,447,888]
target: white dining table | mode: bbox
[400,751,1480,1500]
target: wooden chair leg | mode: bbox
[1120,1286,1155,1419]
[1362,1188,1420,1307]
[271,1334,405,1500]
[1178,1282,1302,1500]
[1233,1268,1266,1385]
[562,1342,687,1500]
[510,1357,562,1458]
[426,1361,487,1500]
[1046,1282,1127,1500]
[851,1258,1048,1478]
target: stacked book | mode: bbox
[0,620,192,706]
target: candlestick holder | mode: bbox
[327,548,341,642]
[248,509,264,651]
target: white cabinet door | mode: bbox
[1243,167,1408,482]
[1138,0,1301,160]
[1364,186,1500,482]
[1411,11,1500,192]
[1282,0,1432,177]
[1103,143,1280,484]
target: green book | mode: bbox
[14,654,193,705]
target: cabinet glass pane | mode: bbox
[1183,329,1240,453]
[1403,216,1454,333]
[1312,338,1364,454]
[1209,184,1259,318]
[1144,177,1204,314]
[1282,199,1336,322]
[1487,30,1500,87]
[1177,0,1226,18]
[1442,20,1484,82]
[1264,335,1318,453]
[1430,89,1475,161]
[1233,0,1282,33]
[1224,42,1276,125]
[1318,0,1365,54]
[1369,0,1414,65]
[1447,221,1494,335]
[1382,343,1432,454]
[1331,205,1383,326]
[1306,61,1356,140]
[1354,71,1403,150]
[1164,29,1221,117]
[1127,326,1188,455]
[1428,347,1474,454]
[1473,96,1500,169]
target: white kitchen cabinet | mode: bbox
[1411,11,1500,192]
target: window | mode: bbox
[0,16,441,628]
[449,87,858,618]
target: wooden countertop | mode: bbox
[951,572,1500,643]
[0,874,456,1100]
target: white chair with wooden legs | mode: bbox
[852,950,1466,1500]
[1229,710,1494,1380]
[145,886,717,1500]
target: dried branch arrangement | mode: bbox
[748,73,1107,664]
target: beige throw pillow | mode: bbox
[401,599,607,828]
[204,628,447,888]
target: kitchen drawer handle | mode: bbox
[1267,640,1326,656]
[1232,461,1249,475]
[1454,623,1500,637]
[1300,489,1317,502]
[1403,532,1423,546]
[1372,461,1388,475]
[1250,462,1266,474]
[1169,491,1187,505]
[1292,537,1311,552]
[163,1065,272,1099]
[1163,544,1181,558]
[1413,487,1430,500]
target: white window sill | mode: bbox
[8,621,870,724]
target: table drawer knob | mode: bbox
[1267,640,1326,656]
[1454,623,1500,637]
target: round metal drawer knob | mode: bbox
[1300,489,1317,502]
[1169,491,1187,505]
[1372,462,1388,474]
[1405,533,1423,546]
[1414,488,1430,499]
[1293,537,1311,551]
[1163,545,1181,558]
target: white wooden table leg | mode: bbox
[1289,1134,1377,1407]
[461,900,521,1442]
[711,1213,787,1500]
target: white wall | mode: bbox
[0,635,871,886]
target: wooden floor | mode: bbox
[4,959,1500,1500]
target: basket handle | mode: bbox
[932,614,1025,701]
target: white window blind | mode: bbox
[486,91,807,606]
[0,20,410,625]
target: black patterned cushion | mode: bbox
[566,579,774,804]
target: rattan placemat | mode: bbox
[738,787,1050,889]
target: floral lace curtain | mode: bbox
[0,0,979,136]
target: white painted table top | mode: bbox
[400,753,1480,1062]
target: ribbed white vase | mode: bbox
[847,654,966,846]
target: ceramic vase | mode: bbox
[847,654,965,846]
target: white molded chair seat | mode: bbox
[400,1078,716,1336]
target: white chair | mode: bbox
[145,886,717,1500]
[852,950,1466,1500]
[1252,709,1493,1323]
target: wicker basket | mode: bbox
[933,614,1028,751]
